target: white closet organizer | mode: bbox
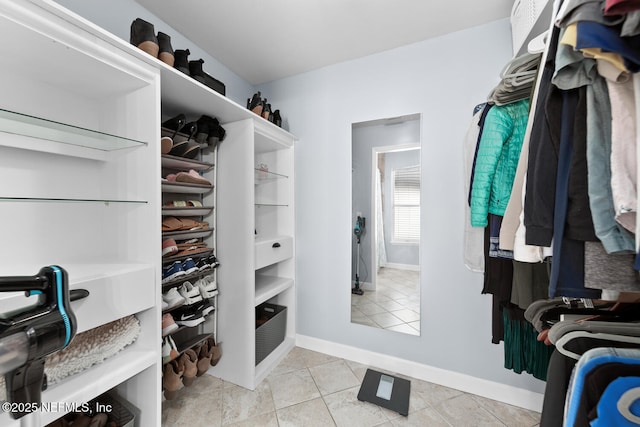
[214,118,296,390]
[0,1,161,426]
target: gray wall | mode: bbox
[259,19,545,394]
[54,0,545,396]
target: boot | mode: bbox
[157,32,174,67]
[207,337,222,366]
[174,49,190,75]
[130,18,158,57]
[195,340,212,376]
[180,348,198,386]
[189,59,206,84]
[163,360,183,400]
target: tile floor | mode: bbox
[351,268,421,335]
[162,346,541,426]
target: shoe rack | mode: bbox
[160,124,219,393]
[0,1,161,426]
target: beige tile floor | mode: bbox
[162,347,541,426]
[351,268,421,335]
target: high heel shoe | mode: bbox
[248,92,263,116]
[157,32,174,67]
[130,18,159,57]
[162,113,186,134]
[174,49,190,75]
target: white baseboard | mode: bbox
[383,263,420,271]
[295,334,544,413]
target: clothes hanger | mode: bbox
[554,330,640,360]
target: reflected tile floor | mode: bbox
[351,268,420,335]
[162,347,541,426]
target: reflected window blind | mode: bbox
[392,165,420,243]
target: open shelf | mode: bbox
[162,228,213,240]
[162,206,214,217]
[255,275,294,306]
[161,154,214,171]
[162,181,214,195]
[255,169,288,184]
[0,108,146,151]
[37,343,156,426]
[0,197,147,204]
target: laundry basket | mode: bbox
[255,302,287,365]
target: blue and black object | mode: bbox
[0,266,78,419]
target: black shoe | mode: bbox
[272,110,282,127]
[130,18,158,57]
[189,59,206,84]
[261,102,272,121]
[174,49,190,75]
[162,113,186,135]
[157,32,174,66]
[181,121,199,141]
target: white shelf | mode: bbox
[37,343,156,426]
[255,275,294,306]
[254,337,296,386]
[0,108,146,151]
[162,181,213,194]
[162,206,213,217]
[161,154,214,171]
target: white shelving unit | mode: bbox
[0,1,298,423]
[0,2,161,426]
[213,118,296,390]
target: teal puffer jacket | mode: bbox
[470,98,530,227]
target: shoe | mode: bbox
[178,281,203,305]
[179,348,198,386]
[206,337,222,366]
[248,92,263,116]
[175,170,212,186]
[162,336,179,363]
[130,18,158,57]
[180,121,199,142]
[195,341,211,376]
[162,261,186,284]
[163,360,183,400]
[181,142,200,159]
[206,254,220,268]
[173,305,205,327]
[272,110,282,127]
[174,49,190,75]
[157,32,174,66]
[161,136,173,155]
[195,256,210,271]
[162,238,178,257]
[189,59,206,84]
[162,300,169,310]
[162,113,186,134]
[163,287,186,310]
[194,298,214,317]
[197,275,218,298]
[261,100,271,120]
[162,313,179,336]
[181,258,198,275]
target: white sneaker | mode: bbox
[197,276,218,299]
[163,287,186,310]
[178,281,203,305]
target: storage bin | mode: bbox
[255,302,287,365]
[52,390,139,427]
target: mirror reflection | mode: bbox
[351,114,421,335]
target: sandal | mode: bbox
[175,170,211,186]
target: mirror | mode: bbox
[351,114,421,336]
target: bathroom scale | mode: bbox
[357,368,411,416]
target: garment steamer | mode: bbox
[352,216,365,295]
[0,266,78,419]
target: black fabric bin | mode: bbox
[255,302,287,365]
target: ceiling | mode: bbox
[136,0,514,85]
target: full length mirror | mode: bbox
[351,114,421,335]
